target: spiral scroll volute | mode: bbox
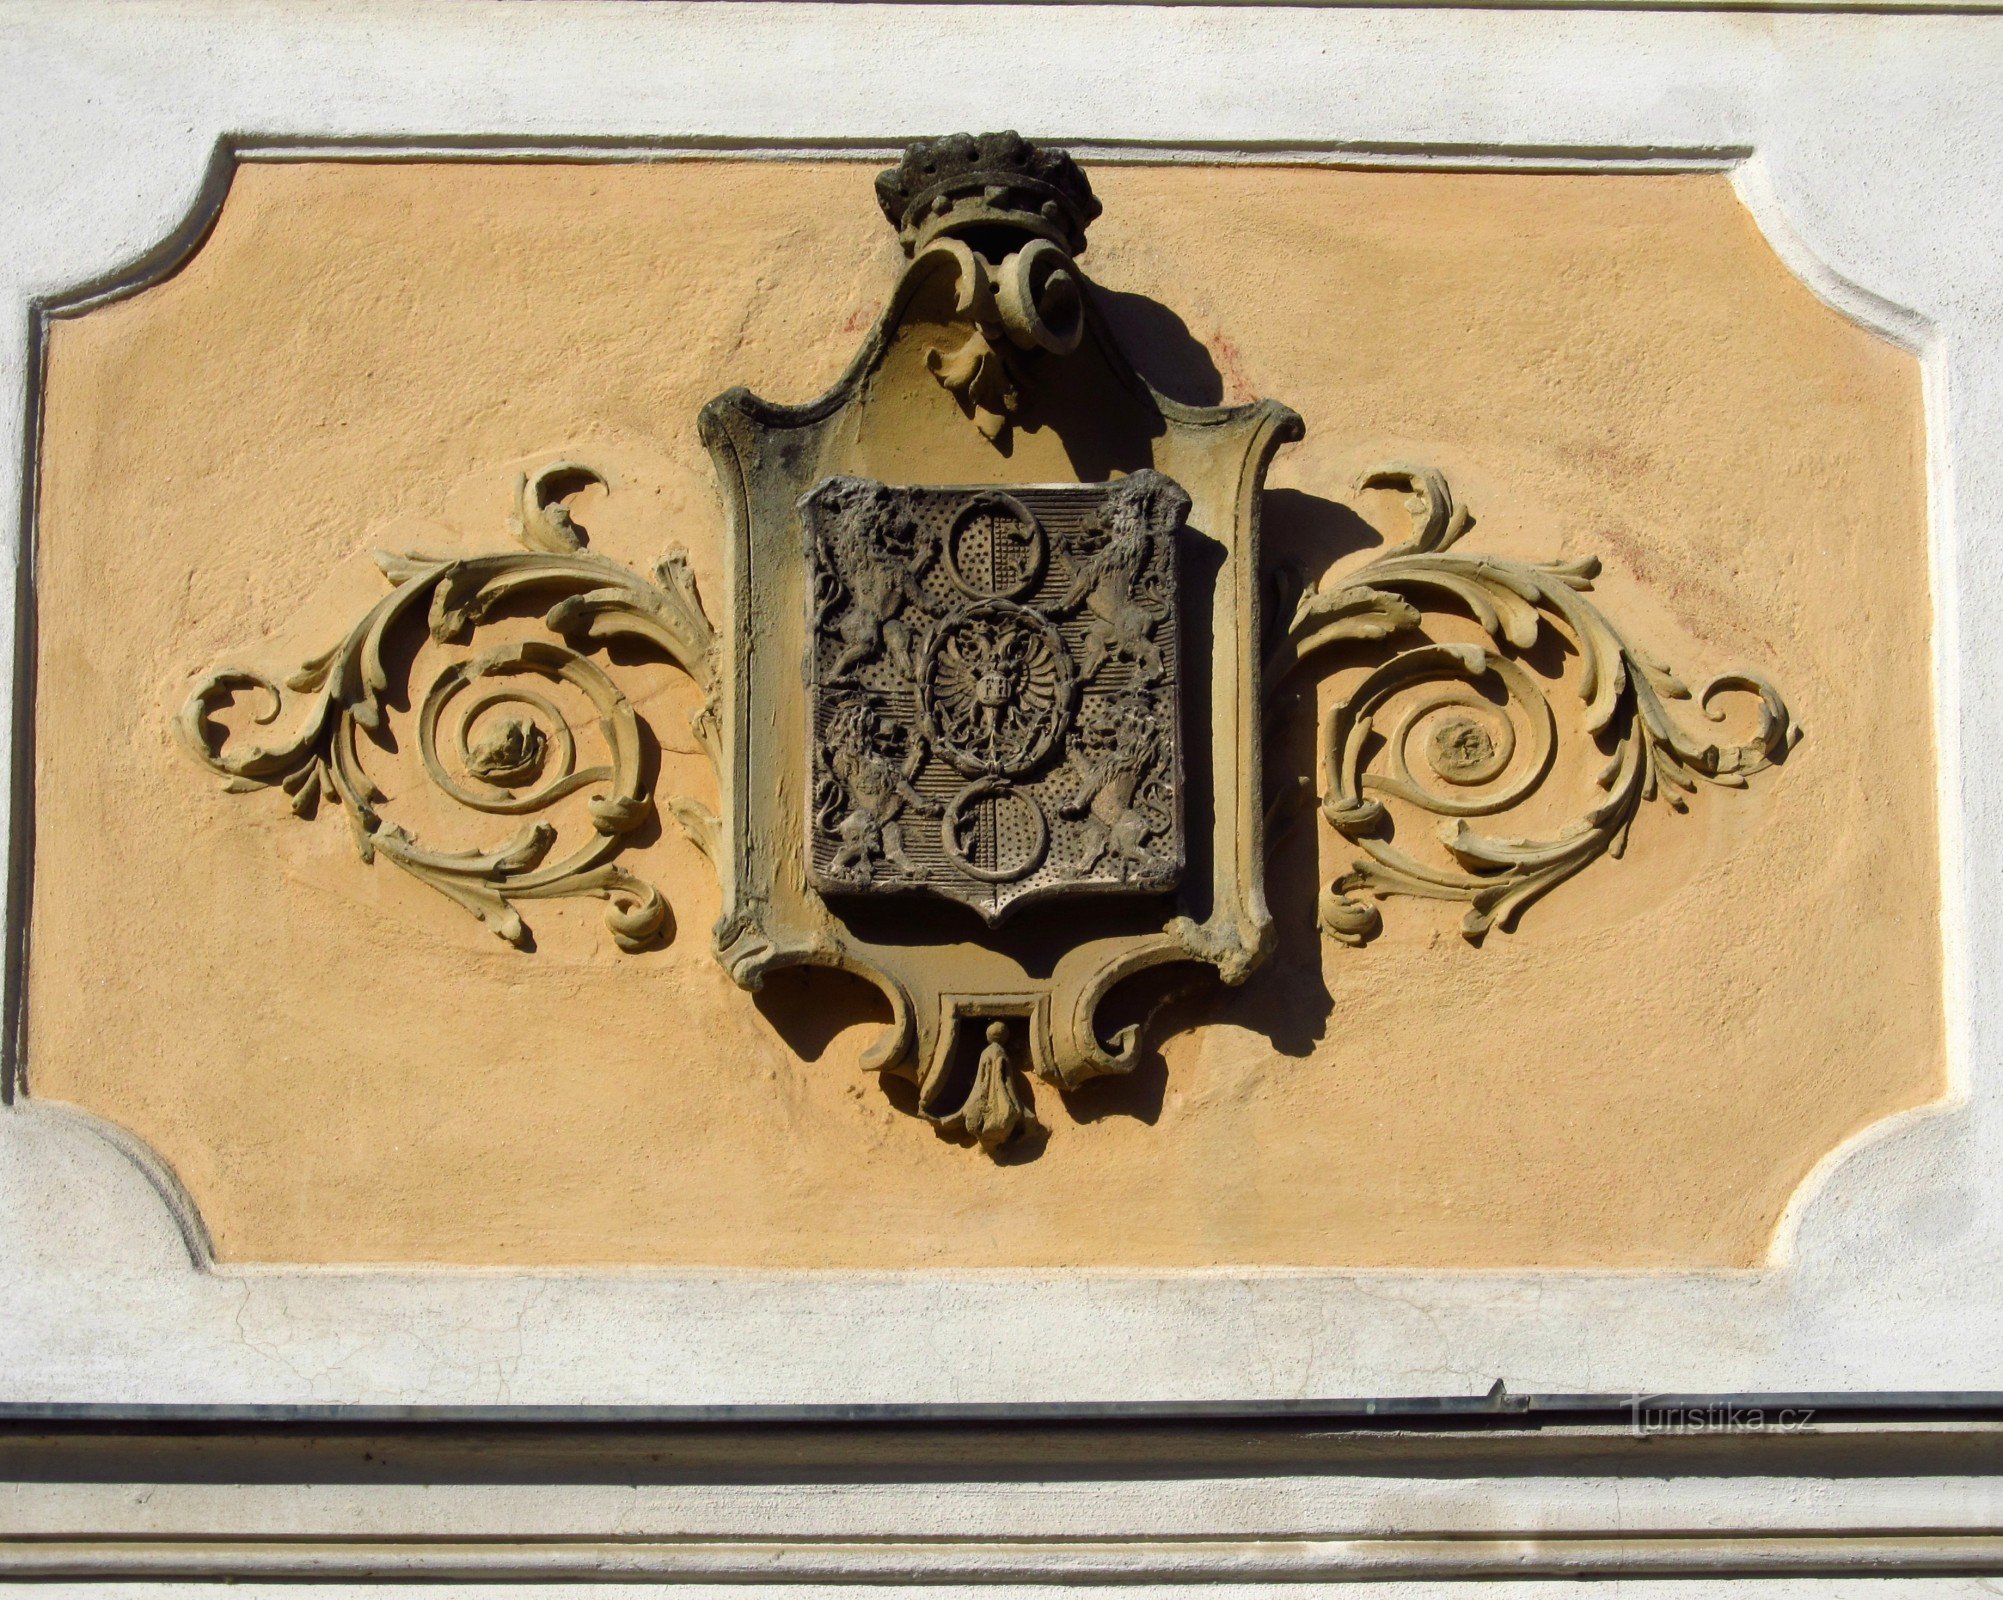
[995,238,1084,355]
[1318,633,1584,943]
[1325,642,1559,833]
[918,236,1085,357]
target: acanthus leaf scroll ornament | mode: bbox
[1265,465,1799,948]
[178,134,1798,1158]
[180,473,722,953]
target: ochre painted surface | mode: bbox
[29,161,1941,1267]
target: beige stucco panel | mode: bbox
[26,159,1939,1267]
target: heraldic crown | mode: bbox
[874,129,1102,257]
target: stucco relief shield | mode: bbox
[698,134,1300,1148]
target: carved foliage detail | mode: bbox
[1269,465,1799,946]
[805,471,1185,924]
[180,467,721,950]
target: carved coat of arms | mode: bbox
[182,133,1796,1155]
[804,475,1184,920]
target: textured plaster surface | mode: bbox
[0,0,1997,1402]
[9,1474,2003,1538]
[27,161,1937,1269]
[4,1473,2003,1584]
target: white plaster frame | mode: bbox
[2,0,1999,1408]
[10,1474,2003,1582]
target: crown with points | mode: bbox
[875,131,1102,258]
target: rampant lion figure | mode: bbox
[818,696,940,881]
[1055,471,1176,680]
[809,476,937,680]
[1060,693,1172,879]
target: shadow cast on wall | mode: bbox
[749,288,1390,1157]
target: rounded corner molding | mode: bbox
[0,1099,214,1272]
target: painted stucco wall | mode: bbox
[5,0,2002,1420]
[25,159,1938,1267]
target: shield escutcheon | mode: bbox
[804,474,1187,923]
[695,132,1301,1149]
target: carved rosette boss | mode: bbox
[181,133,1796,1156]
